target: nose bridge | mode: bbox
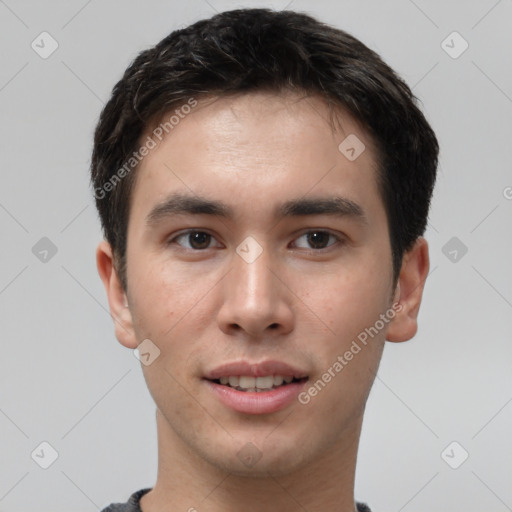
[231,244,275,311]
[217,240,293,336]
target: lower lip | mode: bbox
[204,379,308,415]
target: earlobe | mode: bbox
[386,237,430,343]
[96,240,138,349]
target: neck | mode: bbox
[140,409,363,512]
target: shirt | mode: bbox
[100,488,372,511]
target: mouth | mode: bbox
[202,360,310,414]
[208,375,309,392]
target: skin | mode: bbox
[97,91,429,512]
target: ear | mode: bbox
[386,237,430,343]
[96,240,138,349]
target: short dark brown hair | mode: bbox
[90,8,439,291]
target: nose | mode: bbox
[216,244,294,338]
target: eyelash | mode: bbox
[167,229,343,252]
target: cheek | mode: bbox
[129,257,206,336]
[129,265,219,386]
[301,264,391,342]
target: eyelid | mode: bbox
[168,229,223,249]
[290,229,343,250]
[168,228,345,251]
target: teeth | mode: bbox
[239,376,256,388]
[216,375,298,391]
[256,376,274,389]
[273,375,284,386]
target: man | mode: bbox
[92,8,438,512]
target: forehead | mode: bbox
[131,91,384,222]
[144,91,375,160]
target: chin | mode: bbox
[202,432,313,478]
[215,452,306,479]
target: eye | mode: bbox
[170,230,221,250]
[292,230,340,250]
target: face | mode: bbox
[99,91,416,478]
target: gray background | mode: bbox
[1,0,511,510]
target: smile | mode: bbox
[213,375,307,392]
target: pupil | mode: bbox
[190,232,210,249]
[308,231,328,249]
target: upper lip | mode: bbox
[204,360,309,380]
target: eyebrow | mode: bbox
[145,192,368,226]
